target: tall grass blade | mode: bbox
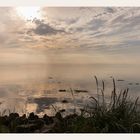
[94,76,99,102]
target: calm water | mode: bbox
[0,63,140,116]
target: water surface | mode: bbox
[0,63,140,116]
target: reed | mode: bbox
[0,76,140,133]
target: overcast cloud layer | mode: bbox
[0,7,140,64]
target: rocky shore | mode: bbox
[1,78,140,133]
[0,112,67,133]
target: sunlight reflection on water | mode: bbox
[0,64,140,116]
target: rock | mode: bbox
[16,123,40,133]
[48,77,53,79]
[59,109,66,113]
[41,124,55,133]
[64,114,78,120]
[27,118,45,128]
[74,89,88,93]
[35,119,45,128]
[18,114,28,124]
[0,124,9,133]
[52,117,64,133]
[9,113,19,120]
[59,89,66,92]
[21,114,26,119]
[0,116,9,126]
[28,112,35,120]
[61,100,68,103]
[34,129,40,133]
[131,123,140,132]
[117,79,125,81]
[43,114,53,125]
[53,118,61,125]
[34,115,39,120]
[15,117,28,125]
[21,118,28,124]
[128,83,133,85]
[55,112,62,120]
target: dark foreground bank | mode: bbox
[0,77,140,133]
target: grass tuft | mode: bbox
[0,76,140,133]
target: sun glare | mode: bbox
[16,7,41,20]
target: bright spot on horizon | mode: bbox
[16,7,41,20]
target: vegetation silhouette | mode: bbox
[0,76,140,133]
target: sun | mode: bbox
[16,7,41,20]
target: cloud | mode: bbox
[87,19,106,31]
[30,19,65,36]
[0,7,140,65]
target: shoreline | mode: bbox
[0,78,140,133]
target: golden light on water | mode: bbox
[16,7,41,20]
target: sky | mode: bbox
[0,7,140,65]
